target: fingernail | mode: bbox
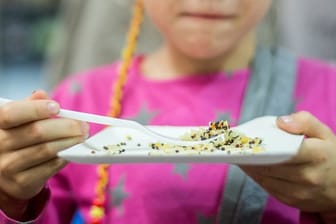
[279,115,293,123]
[47,102,60,114]
[81,122,90,138]
[32,90,37,94]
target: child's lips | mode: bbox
[181,12,236,20]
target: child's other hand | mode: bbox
[240,112,336,215]
[0,90,88,219]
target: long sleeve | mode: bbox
[0,169,77,224]
[40,170,78,223]
[0,187,50,224]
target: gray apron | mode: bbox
[217,46,297,224]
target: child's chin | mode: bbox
[178,42,233,60]
[184,49,229,61]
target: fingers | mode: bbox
[277,111,334,140]
[286,138,328,164]
[24,157,68,182]
[241,163,324,187]
[248,174,317,211]
[0,92,75,202]
[3,158,68,200]
[241,139,328,183]
[0,118,88,152]
[0,100,60,129]
[1,136,84,175]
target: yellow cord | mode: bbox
[110,0,144,117]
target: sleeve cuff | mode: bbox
[0,186,50,224]
[300,212,323,224]
[300,211,336,224]
[319,210,336,224]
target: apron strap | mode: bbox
[217,47,297,224]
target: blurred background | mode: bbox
[0,0,335,221]
[0,0,59,98]
[1,0,336,99]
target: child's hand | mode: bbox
[240,112,336,215]
[0,91,88,219]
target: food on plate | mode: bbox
[101,120,264,155]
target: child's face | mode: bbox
[143,0,271,59]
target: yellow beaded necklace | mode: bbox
[89,0,144,223]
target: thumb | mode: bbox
[277,111,333,140]
[27,90,50,100]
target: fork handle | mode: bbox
[58,109,139,127]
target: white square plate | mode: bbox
[58,116,304,165]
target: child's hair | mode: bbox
[89,0,144,222]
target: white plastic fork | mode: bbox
[0,97,224,146]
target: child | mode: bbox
[1,0,336,223]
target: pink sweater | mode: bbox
[1,56,336,223]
